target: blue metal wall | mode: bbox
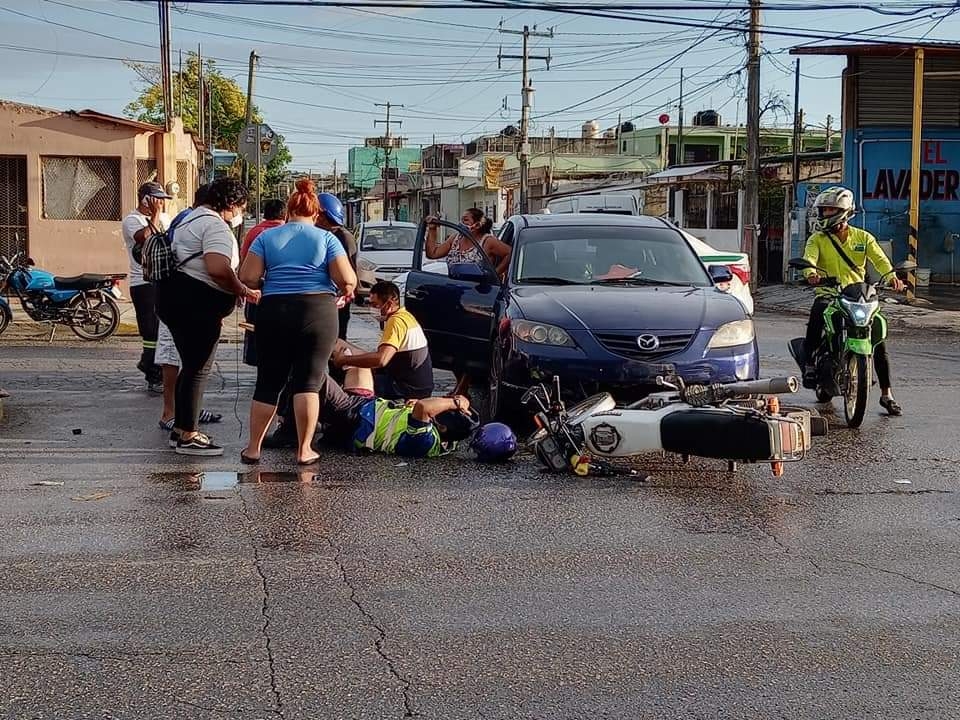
[846,127,960,280]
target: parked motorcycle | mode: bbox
[786,257,915,428]
[523,372,824,478]
[0,252,125,340]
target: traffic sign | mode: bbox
[238,123,278,165]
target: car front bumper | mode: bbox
[501,334,759,402]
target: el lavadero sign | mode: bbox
[861,140,960,202]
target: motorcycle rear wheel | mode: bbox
[0,302,11,337]
[68,292,120,341]
[842,351,870,428]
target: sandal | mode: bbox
[297,455,320,466]
[880,397,903,416]
[240,450,260,465]
[199,409,222,424]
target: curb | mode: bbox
[756,302,960,334]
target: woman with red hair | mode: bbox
[239,178,357,464]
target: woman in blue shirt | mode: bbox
[239,178,357,464]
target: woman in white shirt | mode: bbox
[156,177,260,457]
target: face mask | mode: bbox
[229,212,244,229]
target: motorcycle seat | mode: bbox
[54,273,120,290]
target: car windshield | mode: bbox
[513,225,711,287]
[361,226,416,251]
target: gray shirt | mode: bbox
[171,208,239,293]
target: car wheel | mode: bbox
[485,345,526,429]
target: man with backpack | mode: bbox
[121,182,171,392]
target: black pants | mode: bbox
[804,296,893,389]
[130,283,160,381]
[157,274,235,432]
[253,294,339,405]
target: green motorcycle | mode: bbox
[787,257,915,428]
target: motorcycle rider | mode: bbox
[801,186,905,416]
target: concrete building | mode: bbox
[791,42,960,285]
[0,100,200,281]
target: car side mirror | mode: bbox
[448,262,496,284]
[708,265,734,284]
[25,257,36,267]
[787,257,816,271]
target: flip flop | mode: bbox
[297,455,320,466]
[240,451,260,465]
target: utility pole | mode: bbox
[677,68,685,166]
[498,23,552,214]
[178,50,183,118]
[375,101,403,220]
[742,0,762,291]
[158,1,172,131]
[244,51,259,192]
[825,113,834,150]
[197,43,204,180]
[791,58,801,206]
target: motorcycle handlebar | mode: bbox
[723,377,799,396]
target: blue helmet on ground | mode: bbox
[471,422,518,463]
[317,192,345,226]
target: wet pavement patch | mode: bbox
[151,470,319,492]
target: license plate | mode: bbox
[109,286,122,299]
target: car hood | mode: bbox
[359,249,415,268]
[511,284,745,331]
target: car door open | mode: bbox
[404,219,501,374]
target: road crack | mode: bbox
[325,535,419,717]
[835,559,960,598]
[238,489,285,719]
[759,528,823,573]
[817,488,954,496]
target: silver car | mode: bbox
[354,221,419,300]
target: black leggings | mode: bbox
[804,297,893,389]
[130,283,160,379]
[253,293,339,405]
[157,273,235,432]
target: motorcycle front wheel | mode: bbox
[67,291,120,341]
[842,351,871,428]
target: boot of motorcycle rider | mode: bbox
[802,187,904,414]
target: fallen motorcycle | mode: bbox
[786,256,915,428]
[0,251,125,340]
[523,373,826,478]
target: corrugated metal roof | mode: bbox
[69,109,164,132]
[643,163,723,181]
[791,42,960,57]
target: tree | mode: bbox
[124,53,291,198]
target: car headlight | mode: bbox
[707,319,755,349]
[512,319,575,347]
[358,258,377,272]
[839,297,878,327]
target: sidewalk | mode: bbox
[755,284,960,333]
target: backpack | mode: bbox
[141,216,202,283]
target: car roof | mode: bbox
[509,213,672,229]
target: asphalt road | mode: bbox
[1,313,958,719]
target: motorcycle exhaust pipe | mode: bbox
[727,377,800,396]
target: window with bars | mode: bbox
[712,187,739,230]
[683,183,708,228]
[176,160,192,206]
[136,159,157,189]
[0,155,28,258]
[41,156,122,221]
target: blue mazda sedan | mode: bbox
[404,214,759,419]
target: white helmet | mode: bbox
[812,186,855,232]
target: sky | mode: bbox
[2,0,959,173]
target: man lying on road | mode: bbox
[331,280,434,400]
[319,366,476,457]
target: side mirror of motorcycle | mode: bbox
[787,257,816,271]
[894,260,918,272]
